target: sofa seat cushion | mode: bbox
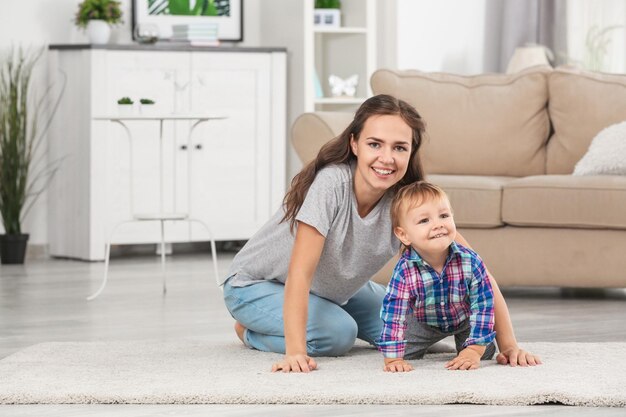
[502,175,626,229]
[371,68,550,177]
[428,175,516,228]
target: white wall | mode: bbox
[0,1,82,243]
[396,0,486,74]
[0,0,262,244]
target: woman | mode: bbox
[221,95,540,373]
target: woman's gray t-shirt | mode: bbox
[223,163,399,305]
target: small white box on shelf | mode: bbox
[314,9,341,27]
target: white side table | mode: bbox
[88,114,227,300]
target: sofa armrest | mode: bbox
[291,112,353,164]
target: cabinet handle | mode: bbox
[194,144,203,150]
[180,145,188,150]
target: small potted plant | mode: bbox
[74,0,123,45]
[139,98,156,115]
[117,97,134,115]
[314,0,341,28]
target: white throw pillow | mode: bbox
[573,120,626,175]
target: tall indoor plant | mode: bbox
[74,0,123,44]
[0,47,63,264]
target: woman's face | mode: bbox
[350,114,413,196]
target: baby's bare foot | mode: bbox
[234,322,246,344]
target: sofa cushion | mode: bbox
[502,175,626,229]
[371,68,550,177]
[547,67,626,174]
[573,120,626,176]
[428,175,516,228]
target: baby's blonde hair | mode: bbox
[390,181,450,230]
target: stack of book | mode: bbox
[171,23,220,46]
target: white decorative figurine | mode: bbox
[329,74,359,97]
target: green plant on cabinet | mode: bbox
[74,0,123,29]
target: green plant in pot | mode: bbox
[74,0,123,45]
[0,47,63,264]
[139,98,156,115]
[314,0,341,27]
[117,96,134,115]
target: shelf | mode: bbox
[314,97,366,104]
[313,27,368,34]
[300,0,376,112]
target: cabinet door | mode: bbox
[188,53,272,240]
[94,51,192,247]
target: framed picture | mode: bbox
[132,0,243,42]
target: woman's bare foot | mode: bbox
[234,322,246,344]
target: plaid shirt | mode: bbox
[377,242,495,359]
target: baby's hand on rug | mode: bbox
[496,346,542,367]
[271,353,318,373]
[445,348,481,370]
[383,358,413,372]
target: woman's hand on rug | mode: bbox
[496,346,542,367]
[383,358,413,372]
[271,354,318,373]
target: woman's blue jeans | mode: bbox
[223,280,386,357]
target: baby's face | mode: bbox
[395,197,457,256]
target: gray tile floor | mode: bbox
[1,251,625,416]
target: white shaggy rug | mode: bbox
[0,341,625,406]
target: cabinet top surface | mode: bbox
[49,43,287,53]
[93,114,228,121]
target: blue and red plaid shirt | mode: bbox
[377,242,495,359]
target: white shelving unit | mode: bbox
[260,0,376,115]
[304,0,377,112]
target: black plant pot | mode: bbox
[0,234,29,264]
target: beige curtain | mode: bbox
[483,0,568,73]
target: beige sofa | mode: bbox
[291,67,626,288]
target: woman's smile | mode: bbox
[371,166,396,177]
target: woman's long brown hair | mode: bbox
[282,94,426,231]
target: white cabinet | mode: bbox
[47,46,286,261]
[188,53,273,241]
